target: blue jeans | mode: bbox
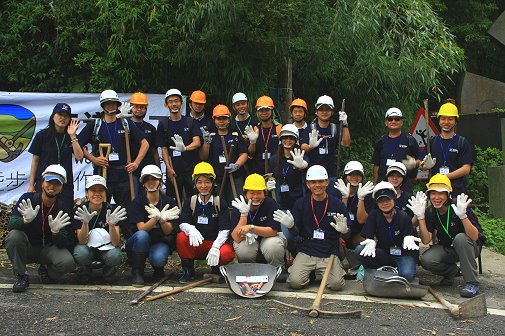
[126,230,171,268]
[355,244,417,282]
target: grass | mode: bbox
[476,210,505,255]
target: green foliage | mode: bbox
[467,146,503,205]
[474,209,505,255]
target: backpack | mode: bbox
[92,117,130,153]
[189,195,221,215]
[310,121,338,138]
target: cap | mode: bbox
[374,189,396,202]
[86,175,107,190]
[53,103,71,115]
[43,174,64,184]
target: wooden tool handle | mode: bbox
[146,277,212,302]
[122,123,135,201]
[98,144,111,179]
[428,287,459,315]
[312,254,335,310]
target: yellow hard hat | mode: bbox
[426,173,452,193]
[437,103,459,118]
[192,162,216,180]
[130,92,148,105]
[243,173,267,191]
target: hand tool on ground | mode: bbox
[428,287,487,318]
[336,99,345,176]
[130,273,171,305]
[167,155,182,209]
[123,122,135,200]
[98,144,111,179]
[273,254,362,318]
[145,273,223,302]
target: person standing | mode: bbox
[230,92,258,142]
[289,98,309,139]
[5,164,75,292]
[28,103,83,205]
[188,90,213,133]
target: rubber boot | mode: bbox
[179,259,195,283]
[153,266,165,280]
[131,253,147,287]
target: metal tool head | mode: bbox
[458,294,487,319]
[273,300,362,319]
[363,268,428,299]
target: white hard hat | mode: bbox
[385,107,403,119]
[279,124,299,140]
[232,92,248,104]
[42,164,67,184]
[386,162,407,177]
[140,165,163,183]
[344,161,364,175]
[315,95,334,110]
[86,175,107,189]
[306,165,328,181]
[165,88,183,101]
[87,228,114,251]
[100,90,120,105]
[372,181,397,201]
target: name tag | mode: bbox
[386,159,396,166]
[313,230,325,240]
[280,184,290,192]
[390,248,402,256]
[109,152,119,161]
[439,166,450,175]
[197,216,209,225]
[172,150,182,157]
[349,213,355,221]
[219,154,226,163]
[319,147,328,155]
[262,152,271,160]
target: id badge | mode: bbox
[313,230,325,240]
[439,166,450,175]
[386,159,396,166]
[197,216,209,225]
[172,150,182,157]
[319,147,328,155]
[280,184,290,192]
[349,213,355,221]
[262,152,271,160]
[390,248,402,256]
[219,154,226,163]
[109,152,119,161]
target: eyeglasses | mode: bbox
[387,117,402,122]
[166,99,181,104]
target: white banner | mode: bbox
[0,91,185,204]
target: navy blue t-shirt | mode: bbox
[180,195,230,241]
[78,118,146,183]
[291,194,351,258]
[230,197,280,235]
[130,120,157,177]
[249,125,281,174]
[206,132,247,181]
[156,116,201,175]
[334,191,375,236]
[71,201,108,231]
[300,122,340,178]
[230,115,259,140]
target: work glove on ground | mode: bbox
[17,199,40,223]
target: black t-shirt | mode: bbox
[269,152,308,210]
[180,195,230,241]
[230,115,259,139]
[300,122,340,178]
[130,120,157,177]
[230,197,280,235]
[71,201,108,231]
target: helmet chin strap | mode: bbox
[170,108,180,113]
[282,144,294,149]
[442,125,454,132]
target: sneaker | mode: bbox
[356,265,365,282]
[460,283,479,298]
[13,274,30,293]
[38,265,55,284]
[439,276,455,286]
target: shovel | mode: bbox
[428,287,487,318]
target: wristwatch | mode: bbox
[249,224,255,232]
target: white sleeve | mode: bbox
[212,230,230,248]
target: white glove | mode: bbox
[225,163,240,173]
[451,193,472,219]
[206,247,220,266]
[161,205,180,221]
[202,129,213,144]
[48,210,71,234]
[338,111,348,126]
[359,239,376,258]
[245,232,257,245]
[308,129,322,149]
[118,102,133,118]
[403,236,421,251]
[334,179,350,198]
[244,125,258,144]
[287,148,308,169]
[330,214,349,234]
[406,191,427,220]
[422,154,436,169]
[74,206,97,224]
[357,181,374,200]
[232,196,251,216]
[145,204,162,220]
[170,134,186,152]
[106,206,127,225]
[266,179,276,191]
[180,223,204,247]
[17,199,40,223]
[402,155,417,170]
[273,209,294,229]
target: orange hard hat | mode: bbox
[255,96,274,110]
[130,92,148,105]
[290,98,307,111]
[190,90,206,104]
[212,104,231,118]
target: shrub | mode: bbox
[468,146,503,206]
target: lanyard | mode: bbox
[261,126,274,151]
[436,207,453,239]
[438,134,456,166]
[104,120,118,151]
[281,163,291,181]
[311,195,329,230]
[87,204,103,230]
[383,212,397,243]
[314,123,329,149]
[347,194,358,212]
[235,116,252,136]
[248,209,258,224]
[54,133,67,164]
[41,201,55,246]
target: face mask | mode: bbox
[251,201,262,206]
[200,191,210,196]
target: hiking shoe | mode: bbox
[152,267,165,280]
[38,265,55,284]
[460,283,479,298]
[13,274,30,293]
[77,266,92,284]
[439,276,455,286]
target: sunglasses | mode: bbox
[387,117,402,122]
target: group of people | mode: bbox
[5,89,483,299]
